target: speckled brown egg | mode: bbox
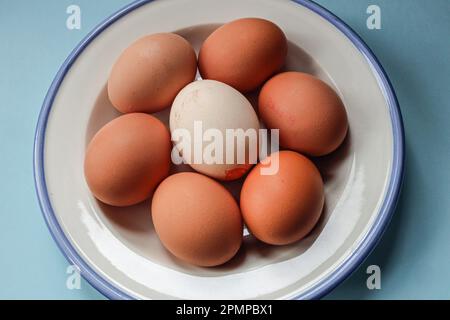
[84,113,171,207]
[240,151,324,245]
[198,18,287,93]
[259,72,349,156]
[108,33,197,113]
[151,172,243,267]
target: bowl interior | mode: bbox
[85,22,353,275]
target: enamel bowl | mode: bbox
[34,0,404,299]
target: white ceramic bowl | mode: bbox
[34,0,404,299]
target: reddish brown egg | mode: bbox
[240,151,324,245]
[84,113,171,206]
[259,72,349,156]
[108,33,197,113]
[151,172,243,267]
[198,18,287,93]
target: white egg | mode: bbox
[170,80,260,180]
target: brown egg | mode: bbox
[240,151,324,245]
[84,113,171,207]
[108,33,197,113]
[259,72,349,156]
[152,172,243,267]
[198,18,287,93]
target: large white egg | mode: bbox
[170,80,260,180]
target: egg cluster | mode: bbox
[84,18,348,267]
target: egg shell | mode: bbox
[108,33,197,113]
[240,150,324,245]
[198,18,287,93]
[170,80,260,180]
[259,72,348,156]
[151,172,243,267]
[84,113,171,207]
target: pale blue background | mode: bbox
[0,0,449,299]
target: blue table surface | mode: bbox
[0,0,449,299]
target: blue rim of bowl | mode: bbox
[33,0,405,300]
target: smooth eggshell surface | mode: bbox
[170,80,260,180]
[108,33,197,113]
[84,113,171,206]
[259,72,349,156]
[199,18,287,93]
[240,150,324,245]
[151,172,243,267]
